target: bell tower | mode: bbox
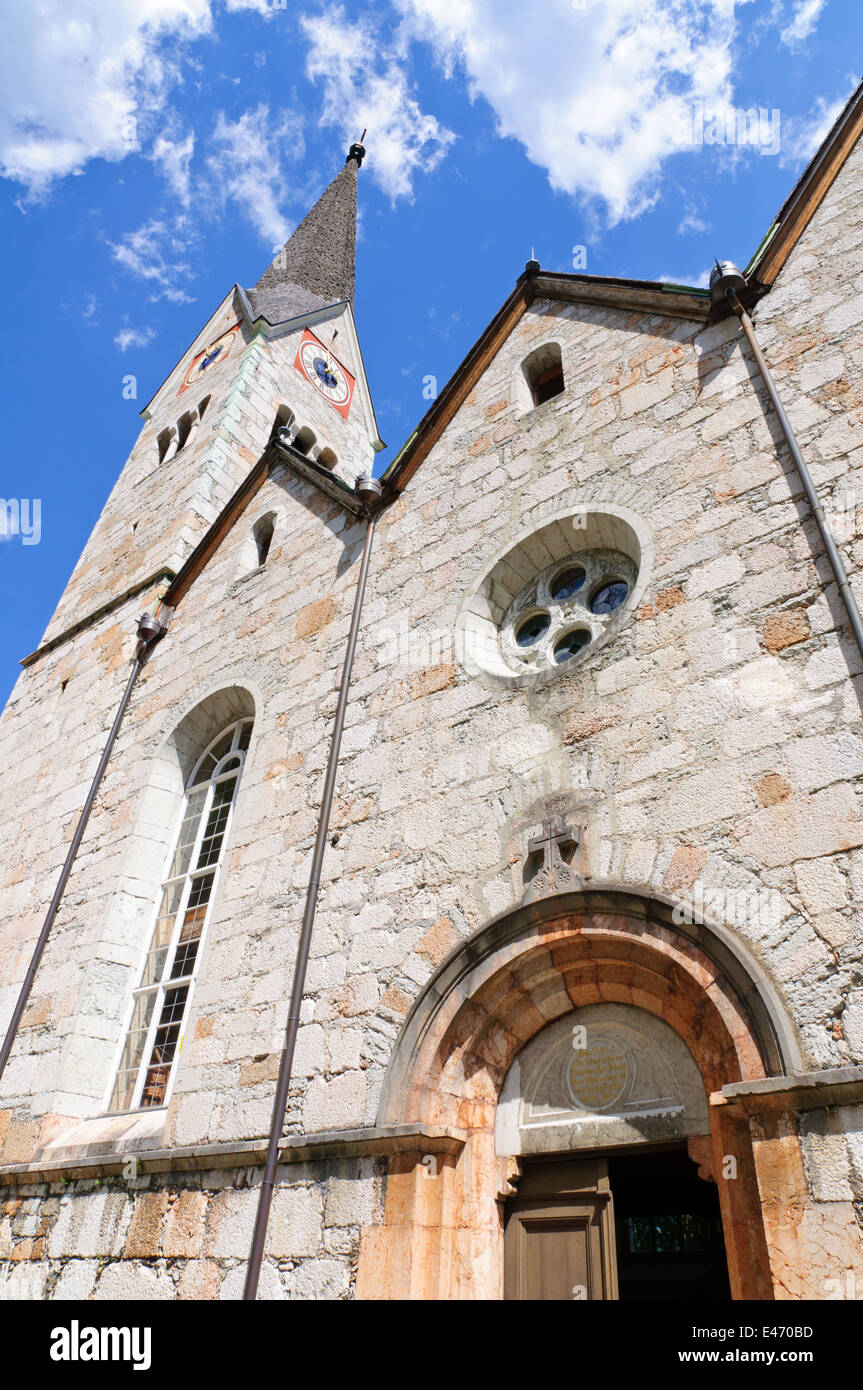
[37,140,383,654]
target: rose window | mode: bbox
[500,548,638,674]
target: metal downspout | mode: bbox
[243,475,383,1301]
[710,261,863,663]
[0,612,166,1088]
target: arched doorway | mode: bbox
[358,888,802,1300]
[497,1001,731,1300]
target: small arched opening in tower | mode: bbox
[156,427,175,464]
[292,425,316,456]
[269,402,296,444]
[176,410,197,451]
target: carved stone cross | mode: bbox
[522,814,581,904]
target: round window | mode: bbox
[516,612,551,647]
[499,546,638,674]
[550,566,586,600]
[553,629,591,663]
[590,580,629,615]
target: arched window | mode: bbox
[269,403,295,443]
[517,342,565,410]
[157,427,175,464]
[317,447,337,470]
[108,717,253,1113]
[176,410,196,451]
[197,394,211,421]
[252,512,276,567]
[292,425,316,456]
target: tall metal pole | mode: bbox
[0,613,165,1087]
[244,481,381,1301]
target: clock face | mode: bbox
[178,323,240,394]
[294,329,355,418]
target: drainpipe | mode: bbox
[710,261,863,662]
[243,474,383,1301]
[0,612,166,1088]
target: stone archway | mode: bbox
[358,888,802,1301]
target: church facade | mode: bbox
[2,91,863,1301]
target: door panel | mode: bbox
[504,1158,618,1301]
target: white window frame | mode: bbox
[104,718,252,1115]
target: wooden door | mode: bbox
[504,1157,619,1301]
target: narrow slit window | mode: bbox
[252,513,275,568]
[108,718,253,1113]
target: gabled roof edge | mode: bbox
[747,80,863,288]
[381,272,711,495]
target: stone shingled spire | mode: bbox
[251,143,364,319]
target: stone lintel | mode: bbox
[0,1123,467,1186]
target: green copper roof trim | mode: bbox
[745,221,780,278]
[380,429,419,483]
[659,283,711,296]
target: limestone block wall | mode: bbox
[0,1157,381,1300]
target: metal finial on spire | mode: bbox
[347,132,366,167]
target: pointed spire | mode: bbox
[254,140,365,310]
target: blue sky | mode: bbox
[0,0,859,705]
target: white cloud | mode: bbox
[780,89,852,165]
[114,323,157,351]
[152,129,196,204]
[780,0,827,48]
[206,105,303,244]
[394,0,753,224]
[108,218,194,302]
[301,7,455,201]
[678,208,711,235]
[0,0,271,196]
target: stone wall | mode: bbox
[0,1157,381,1300]
[2,133,863,1297]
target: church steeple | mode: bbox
[251,140,365,320]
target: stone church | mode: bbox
[2,82,863,1302]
